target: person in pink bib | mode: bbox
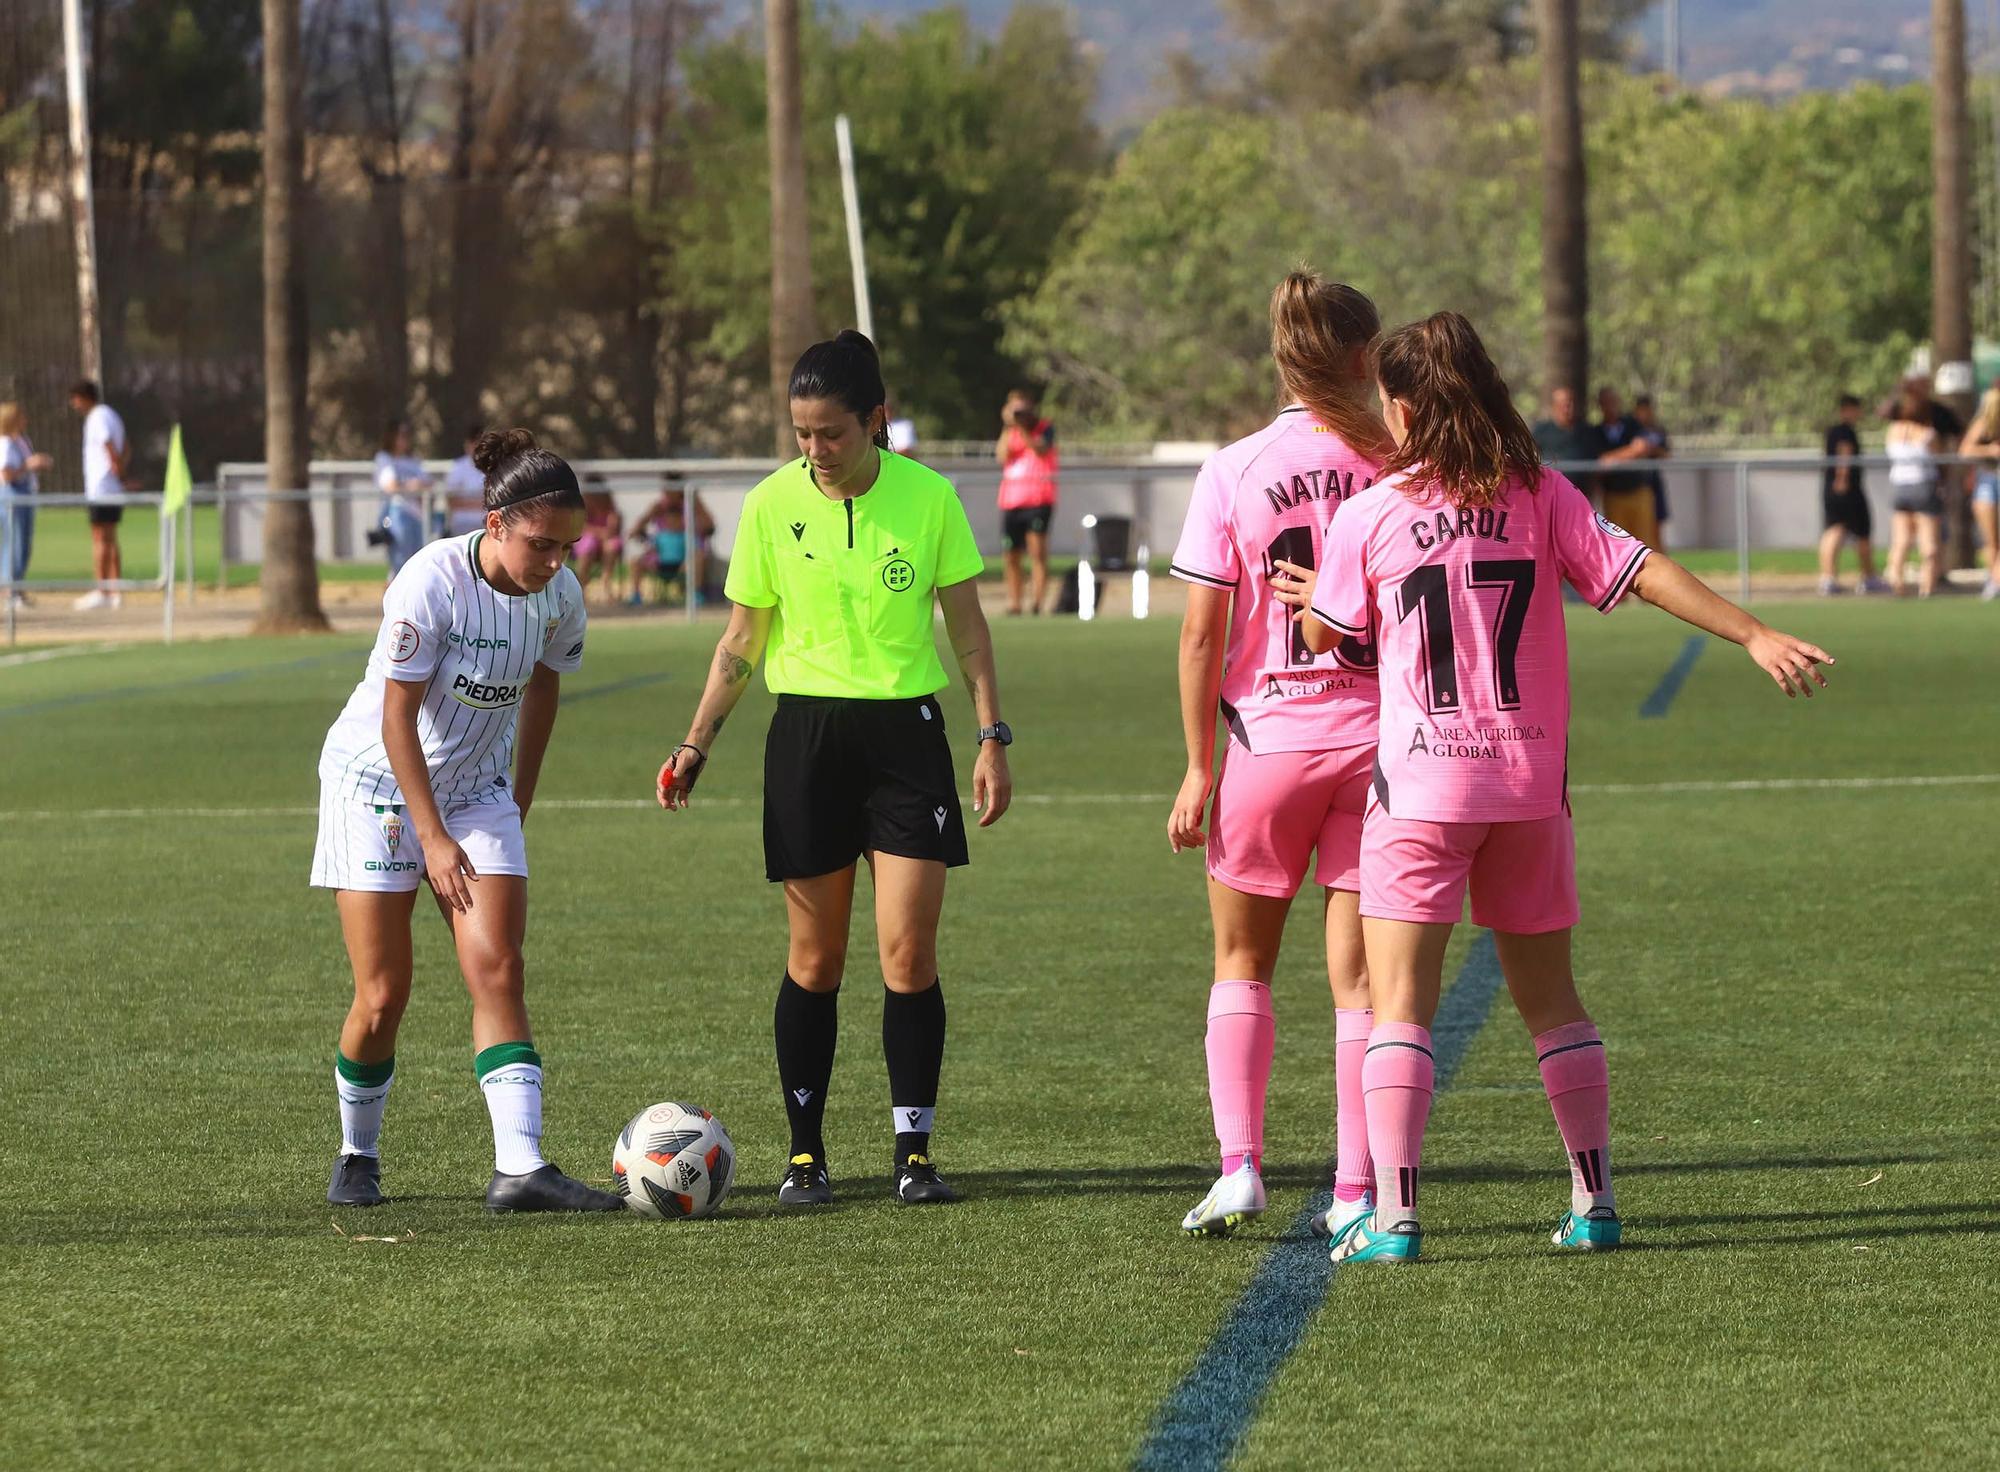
[1277,311,1832,1264]
[1166,273,1392,1238]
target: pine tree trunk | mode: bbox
[765,0,815,456]
[1536,0,1588,409]
[1932,0,1975,568]
[255,0,328,633]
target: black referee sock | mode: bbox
[883,980,946,1166]
[774,975,838,1161]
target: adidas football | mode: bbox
[611,1101,735,1219]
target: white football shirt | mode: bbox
[319,532,587,807]
[82,404,126,501]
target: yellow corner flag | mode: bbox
[162,423,192,518]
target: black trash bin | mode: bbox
[1084,514,1133,572]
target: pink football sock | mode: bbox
[1535,1020,1614,1213]
[1206,980,1274,1175]
[1363,1022,1435,1227]
[1333,1007,1374,1202]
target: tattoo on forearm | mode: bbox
[699,713,728,743]
[717,650,752,685]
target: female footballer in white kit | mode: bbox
[313,429,621,1213]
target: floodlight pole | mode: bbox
[835,114,875,341]
[61,0,104,386]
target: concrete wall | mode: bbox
[215,453,1925,570]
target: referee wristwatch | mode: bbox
[977,721,1013,748]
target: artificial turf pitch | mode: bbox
[1,602,1994,1469]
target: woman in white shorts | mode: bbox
[313,428,621,1215]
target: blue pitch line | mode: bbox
[0,649,357,720]
[1132,932,1507,1472]
[1639,635,1708,719]
[565,670,672,703]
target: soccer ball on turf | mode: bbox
[611,1101,735,1219]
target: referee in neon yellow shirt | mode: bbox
[657,331,1013,1208]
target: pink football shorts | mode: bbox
[1358,803,1580,934]
[1206,741,1375,898]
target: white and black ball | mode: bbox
[611,1101,735,1219]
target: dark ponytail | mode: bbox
[474,428,584,524]
[1375,312,1542,511]
[788,330,891,448]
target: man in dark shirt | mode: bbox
[1595,386,1661,549]
[1532,386,1603,486]
[1819,392,1885,595]
[1633,393,1672,549]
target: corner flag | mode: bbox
[162,424,192,517]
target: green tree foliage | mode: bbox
[1006,70,1937,438]
[657,1,1103,446]
[1195,0,1647,110]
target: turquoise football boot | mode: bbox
[1328,1213,1422,1265]
[1551,1206,1623,1251]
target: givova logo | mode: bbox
[451,673,523,709]
[364,860,419,872]
[448,633,511,649]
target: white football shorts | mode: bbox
[310,787,528,891]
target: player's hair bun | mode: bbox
[471,427,585,524]
[473,427,538,476]
[832,328,880,362]
[788,331,891,449]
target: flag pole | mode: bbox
[835,115,874,340]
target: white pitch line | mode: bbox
[0,642,126,669]
[0,773,1992,822]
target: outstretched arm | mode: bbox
[937,578,1012,826]
[1631,556,1834,699]
[657,601,773,810]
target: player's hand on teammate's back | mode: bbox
[1168,768,1212,853]
[425,834,479,911]
[972,745,1011,827]
[1268,558,1315,620]
[1745,628,1835,699]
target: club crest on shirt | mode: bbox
[379,809,404,854]
[545,615,561,645]
[1595,512,1634,540]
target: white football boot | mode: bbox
[1180,1159,1267,1236]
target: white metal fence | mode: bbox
[3,449,1985,645]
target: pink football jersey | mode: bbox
[1312,466,1650,822]
[1172,409,1383,754]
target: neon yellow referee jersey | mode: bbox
[725,451,986,699]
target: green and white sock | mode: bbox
[335,1052,395,1158]
[476,1042,545,1176]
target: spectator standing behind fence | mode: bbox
[444,424,487,536]
[1595,387,1663,551]
[996,389,1058,616]
[1884,383,1943,597]
[1633,394,1672,550]
[373,420,433,578]
[69,380,130,611]
[1819,393,1886,597]
[1957,384,2000,601]
[1,402,55,605]
[1531,386,1602,490]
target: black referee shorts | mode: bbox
[763,694,969,882]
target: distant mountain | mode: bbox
[809,1,1958,121]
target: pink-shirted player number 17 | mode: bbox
[1395,559,1537,714]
